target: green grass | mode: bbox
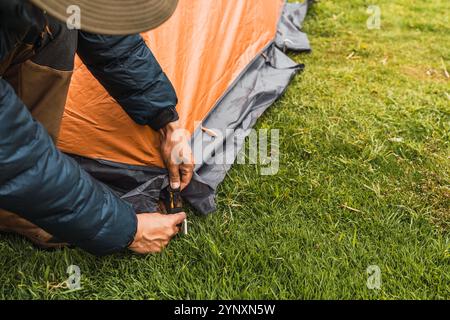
[1,0,449,299]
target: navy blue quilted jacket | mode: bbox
[0,2,178,255]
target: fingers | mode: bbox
[130,212,187,255]
[163,212,186,239]
[168,148,194,189]
[168,163,181,189]
[161,126,194,190]
[180,163,194,190]
[170,212,187,226]
[168,162,194,191]
[168,212,186,238]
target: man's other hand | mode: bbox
[160,121,194,190]
[129,212,187,254]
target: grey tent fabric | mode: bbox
[70,1,312,215]
[276,1,312,52]
[187,45,304,214]
[184,1,311,213]
[70,154,167,213]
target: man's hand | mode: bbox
[129,212,186,254]
[160,121,194,190]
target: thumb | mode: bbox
[168,164,181,189]
[171,212,187,225]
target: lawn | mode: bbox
[0,0,449,300]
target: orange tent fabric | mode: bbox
[58,0,285,168]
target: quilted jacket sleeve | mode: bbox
[0,79,137,256]
[77,32,179,131]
